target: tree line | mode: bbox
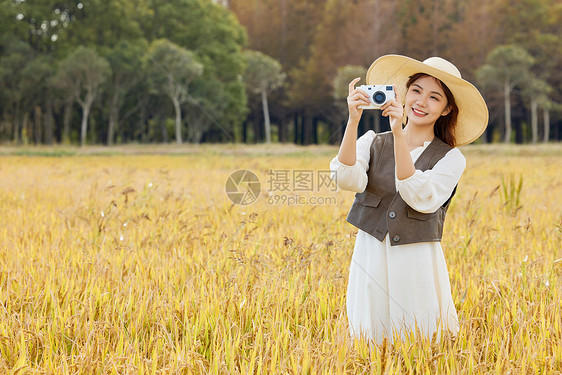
[0,0,560,146]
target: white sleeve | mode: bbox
[395,148,466,213]
[329,130,376,193]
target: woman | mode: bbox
[330,55,488,344]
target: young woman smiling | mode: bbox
[330,55,488,344]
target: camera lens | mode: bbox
[373,91,386,104]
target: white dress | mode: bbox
[330,130,466,344]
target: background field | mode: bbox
[0,144,560,373]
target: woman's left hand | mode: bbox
[380,84,404,136]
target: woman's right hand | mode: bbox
[347,77,370,124]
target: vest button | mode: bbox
[389,211,396,219]
[392,234,400,242]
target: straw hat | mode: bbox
[366,55,489,146]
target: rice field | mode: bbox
[0,143,560,373]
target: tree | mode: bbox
[396,0,455,58]
[492,0,561,143]
[476,45,534,143]
[140,0,248,143]
[0,39,34,143]
[521,77,552,143]
[242,50,286,143]
[19,54,56,144]
[333,65,367,102]
[230,0,330,144]
[446,0,503,82]
[146,39,203,144]
[53,47,111,146]
[103,39,147,145]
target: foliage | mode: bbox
[0,0,248,145]
[52,46,111,146]
[141,0,249,139]
[243,50,285,94]
[102,38,149,145]
[476,45,535,89]
[243,50,286,143]
[146,38,204,144]
[0,0,561,144]
[333,65,368,101]
[146,39,203,89]
[476,45,535,143]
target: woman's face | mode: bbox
[404,75,450,129]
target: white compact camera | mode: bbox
[358,85,395,109]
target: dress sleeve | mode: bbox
[329,130,376,193]
[395,148,466,213]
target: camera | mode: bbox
[358,85,395,109]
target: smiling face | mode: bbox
[404,75,451,130]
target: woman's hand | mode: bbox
[347,78,370,124]
[380,84,404,136]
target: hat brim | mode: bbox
[366,55,489,146]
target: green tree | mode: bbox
[476,45,534,143]
[57,0,144,50]
[53,47,111,146]
[333,65,367,103]
[140,0,248,142]
[146,39,203,144]
[0,39,34,143]
[103,39,148,145]
[522,77,552,143]
[19,54,56,144]
[494,0,561,142]
[242,50,286,143]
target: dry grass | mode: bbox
[0,143,560,373]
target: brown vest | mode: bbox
[346,131,456,246]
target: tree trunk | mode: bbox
[107,89,120,146]
[80,104,90,146]
[302,114,312,145]
[22,113,29,145]
[34,106,42,144]
[543,108,550,143]
[172,96,182,144]
[80,90,97,146]
[312,117,318,144]
[293,112,299,144]
[504,80,512,143]
[13,102,20,143]
[279,112,288,143]
[161,117,168,143]
[531,98,538,143]
[261,88,271,143]
[63,100,72,144]
[45,100,54,145]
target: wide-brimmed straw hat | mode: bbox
[366,55,489,146]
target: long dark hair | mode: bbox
[405,73,459,147]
